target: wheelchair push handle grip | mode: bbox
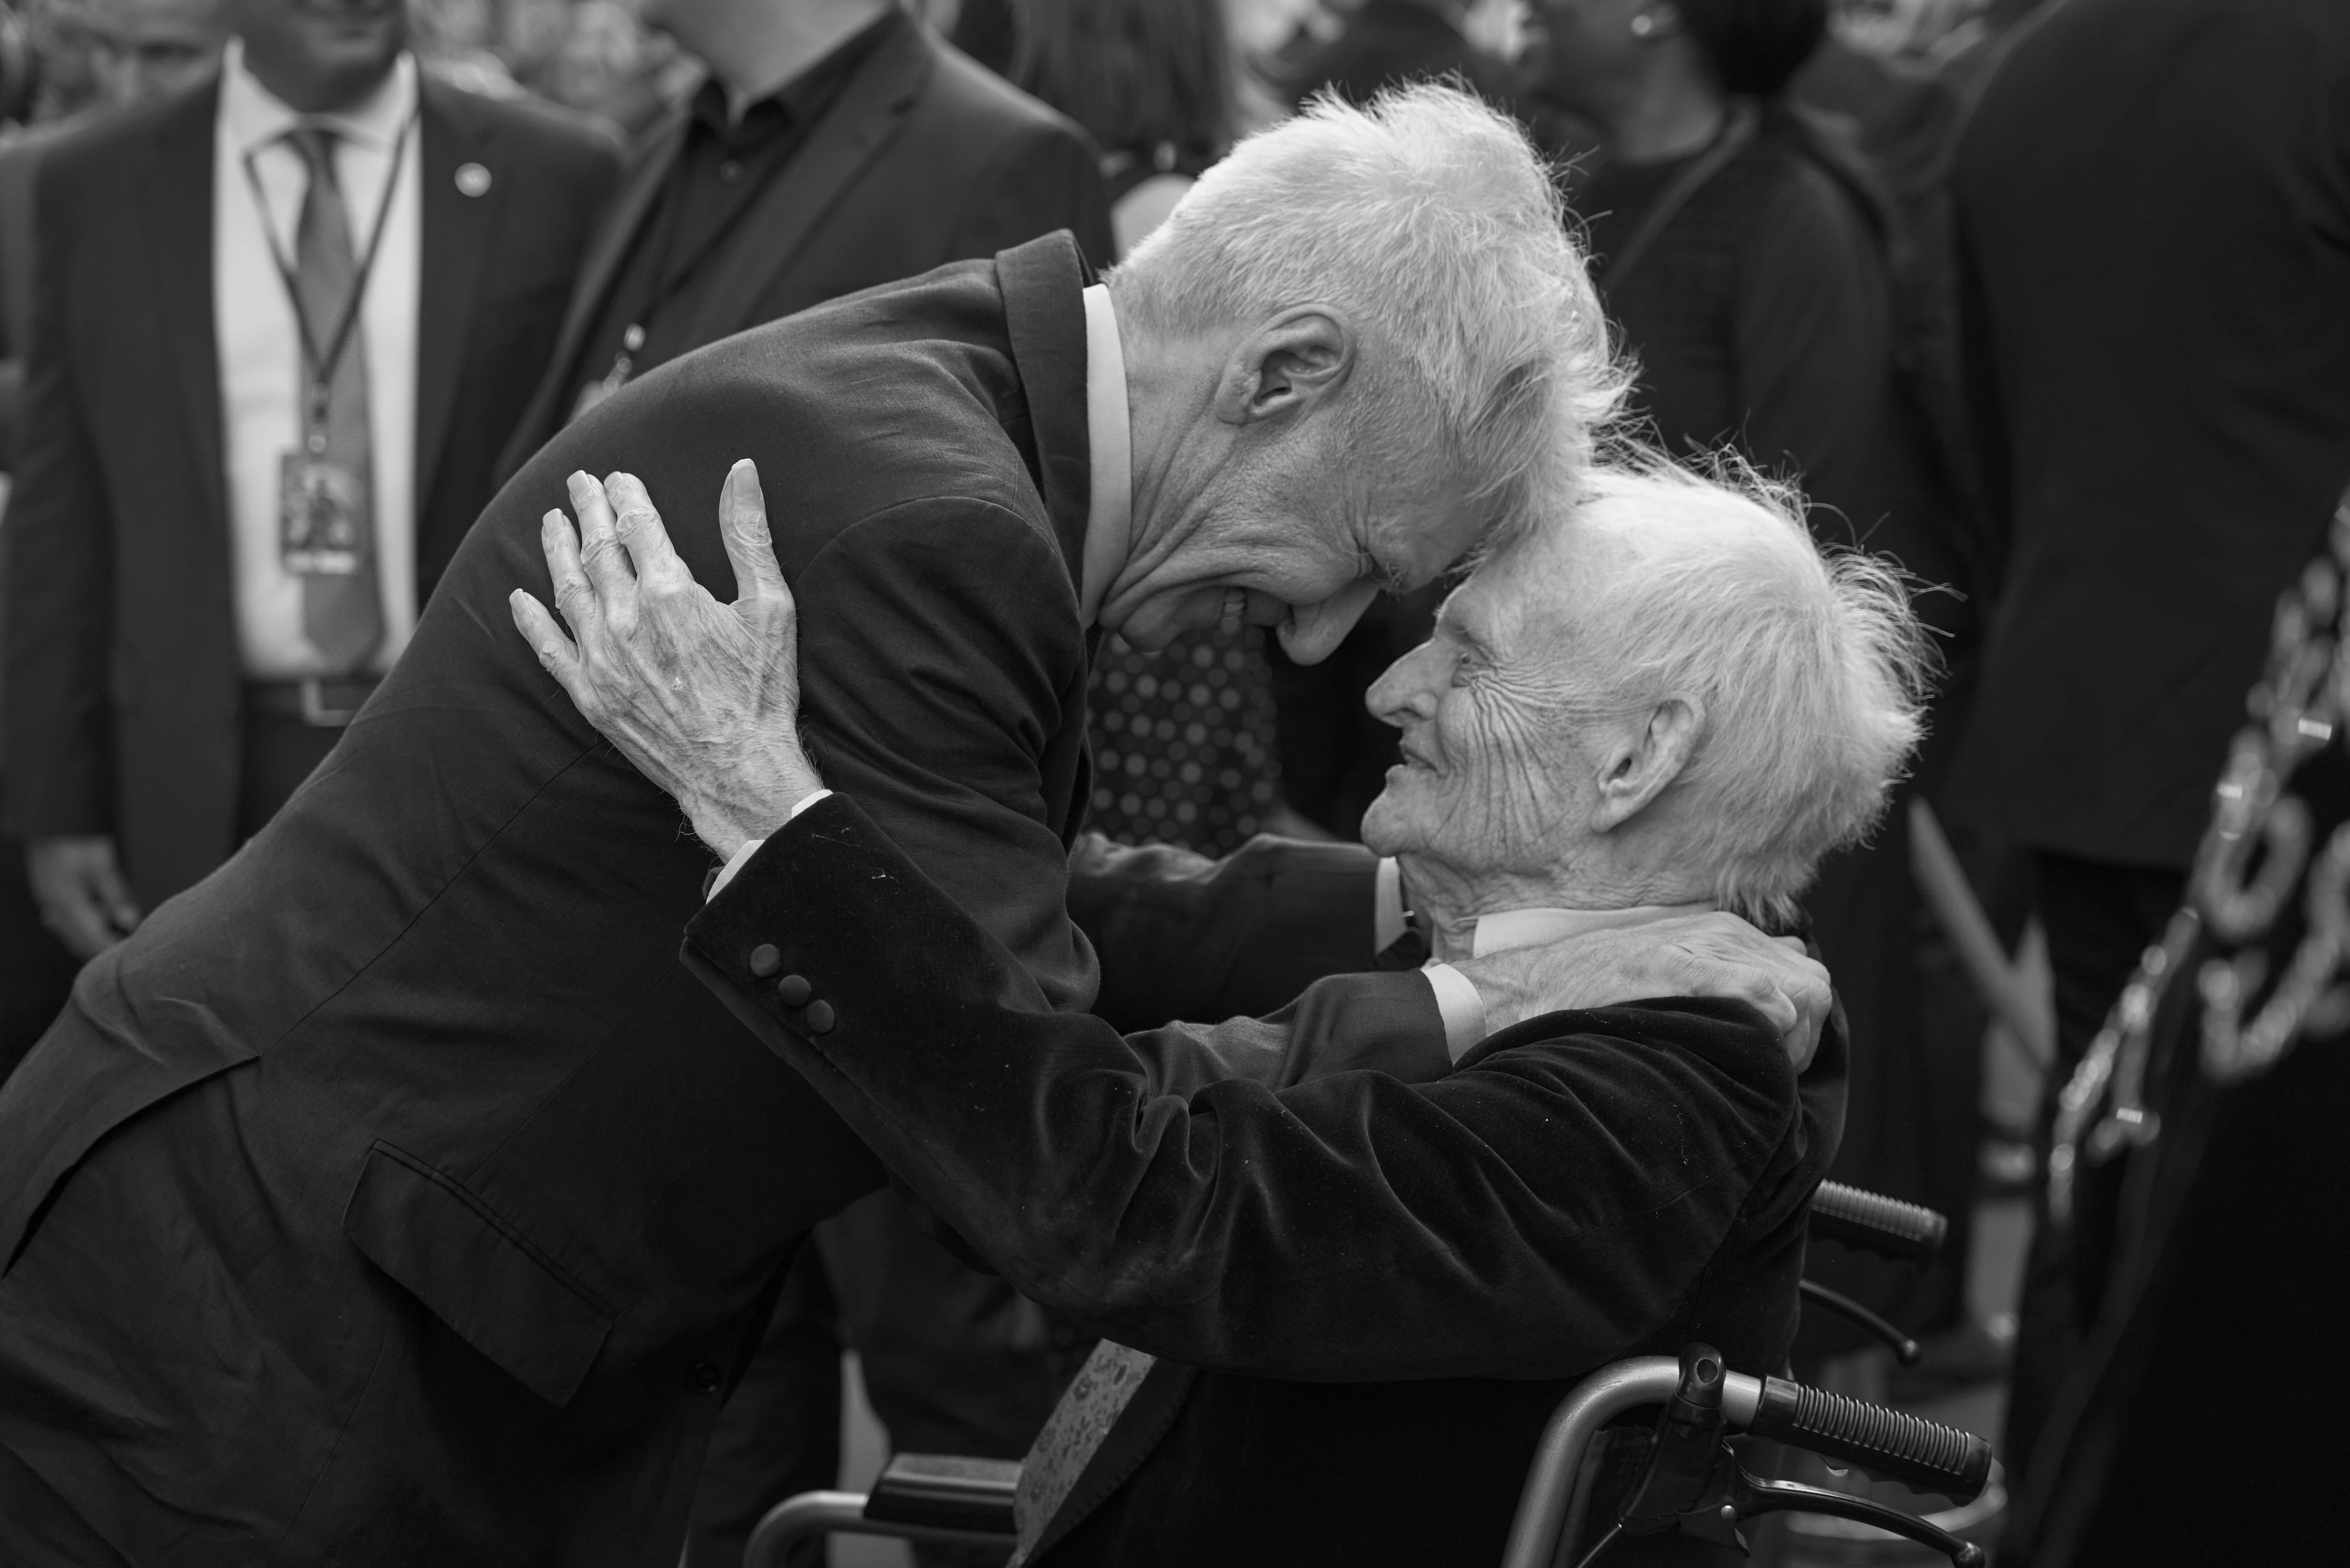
[1748,1378,1993,1502]
[1807,1181,1949,1264]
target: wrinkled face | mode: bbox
[1359,524,1623,875]
[1105,422,1490,667]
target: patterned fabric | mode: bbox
[286,124,383,673]
[1009,1338,1158,1563]
[1086,617,1281,857]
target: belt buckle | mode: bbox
[298,677,363,728]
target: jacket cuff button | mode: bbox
[748,944,781,979]
[776,973,813,1007]
[804,999,837,1035]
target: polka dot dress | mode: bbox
[1086,617,1283,857]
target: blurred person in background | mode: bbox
[526,0,693,136]
[482,4,1108,1561]
[0,0,230,1077]
[1944,0,2350,1494]
[1,0,617,989]
[491,0,1111,478]
[1009,0,1285,858]
[1523,0,1978,1354]
[1275,0,1512,108]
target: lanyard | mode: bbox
[241,109,417,437]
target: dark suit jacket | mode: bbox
[0,72,621,905]
[687,794,1844,1566]
[0,120,60,472]
[494,13,1111,484]
[1946,0,2350,868]
[0,235,1450,1564]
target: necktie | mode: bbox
[1009,1339,1157,1563]
[286,123,383,673]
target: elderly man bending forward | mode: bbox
[523,460,1928,1566]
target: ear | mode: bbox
[1589,697,1702,832]
[1211,306,1356,428]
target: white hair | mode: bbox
[1558,462,1933,926]
[1108,83,1624,540]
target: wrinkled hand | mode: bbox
[1453,912,1832,1070]
[28,834,141,959]
[508,460,824,858]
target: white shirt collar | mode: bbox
[1078,283,1133,626]
[220,36,418,160]
[1371,857,1712,960]
[1463,903,1716,959]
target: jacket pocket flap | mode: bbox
[343,1141,612,1408]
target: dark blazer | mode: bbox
[1946,0,2350,868]
[494,13,1112,484]
[0,235,1450,1564]
[687,794,1844,1566]
[0,72,622,905]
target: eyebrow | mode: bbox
[1437,598,1493,661]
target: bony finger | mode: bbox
[719,459,791,605]
[510,589,583,676]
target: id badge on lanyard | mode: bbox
[280,449,367,574]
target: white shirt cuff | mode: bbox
[1374,856,1408,956]
[704,790,832,902]
[1421,962,1486,1062]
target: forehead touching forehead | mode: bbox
[1442,502,1634,664]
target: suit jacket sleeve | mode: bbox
[1066,832,1385,1027]
[2,151,114,837]
[685,794,1804,1379]
[950,119,1115,274]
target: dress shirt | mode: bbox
[569,6,899,407]
[216,39,421,678]
[1371,858,1713,1058]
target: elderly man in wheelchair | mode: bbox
[536,458,1988,1566]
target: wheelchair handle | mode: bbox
[1501,1360,1992,1568]
[1807,1181,1948,1264]
[1744,1376,1993,1502]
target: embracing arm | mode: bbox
[685,792,1805,1379]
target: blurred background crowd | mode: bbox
[4,0,2345,1563]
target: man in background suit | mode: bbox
[1,0,619,968]
[494,0,1110,482]
[488,4,1106,1556]
[0,0,229,1075]
[1945,0,2350,1483]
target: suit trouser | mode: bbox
[686,1190,1071,1568]
[2001,850,2185,1491]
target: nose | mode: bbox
[1367,638,1444,730]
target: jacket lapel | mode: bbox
[412,80,495,522]
[1030,1359,1200,1563]
[142,78,227,541]
[677,16,935,347]
[996,231,1096,602]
